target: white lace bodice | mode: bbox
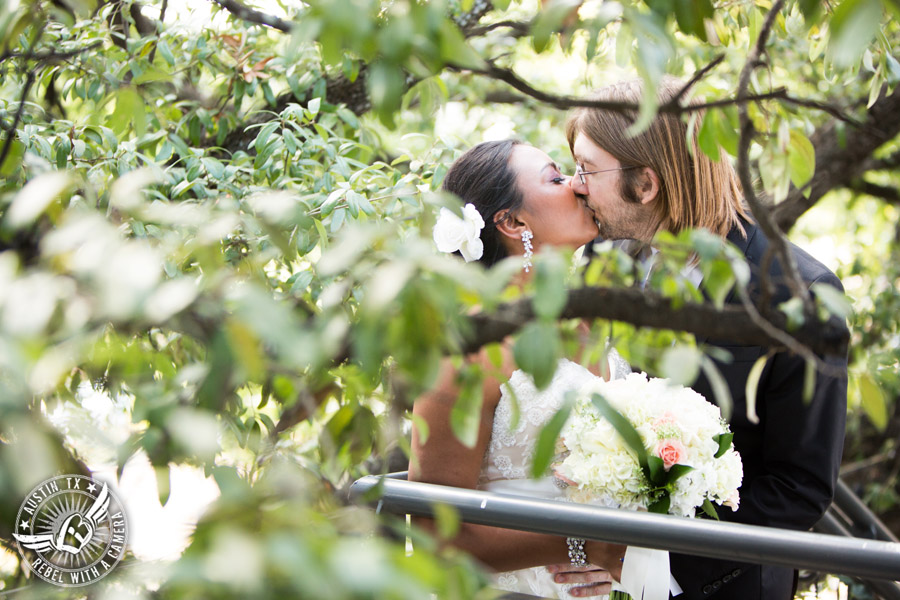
[477,351,632,599]
[478,352,631,489]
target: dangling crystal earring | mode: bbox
[521,230,534,272]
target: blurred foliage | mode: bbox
[0,0,897,597]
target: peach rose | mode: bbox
[655,439,686,471]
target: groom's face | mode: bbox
[570,133,649,242]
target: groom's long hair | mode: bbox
[566,77,750,239]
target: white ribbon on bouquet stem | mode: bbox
[611,547,682,600]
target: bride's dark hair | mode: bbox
[440,139,524,267]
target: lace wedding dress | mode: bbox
[477,352,632,599]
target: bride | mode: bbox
[409,139,632,598]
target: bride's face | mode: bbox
[508,145,599,251]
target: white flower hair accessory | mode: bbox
[432,203,485,262]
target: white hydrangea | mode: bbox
[555,372,743,518]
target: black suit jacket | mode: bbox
[669,221,849,599]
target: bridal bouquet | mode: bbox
[553,372,743,600]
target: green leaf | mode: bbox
[0,139,25,177]
[367,61,405,127]
[648,494,670,514]
[829,0,883,69]
[432,502,460,539]
[700,498,720,520]
[590,393,649,472]
[157,40,176,65]
[673,0,713,41]
[450,369,484,449]
[743,355,767,424]
[308,97,321,116]
[811,282,853,320]
[438,20,486,70]
[712,432,734,459]
[699,355,733,421]
[779,296,806,330]
[787,130,816,190]
[156,465,171,506]
[533,253,567,320]
[660,345,701,387]
[647,455,666,485]
[803,358,817,403]
[202,157,226,180]
[701,259,737,308]
[513,322,562,390]
[411,413,430,446]
[666,463,694,484]
[858,373,888,430]
[110,87,146,136]
[530,0,580,53]
[486,343,504,370]
[4,171,73,228]
[698,110,721,161]
[530,403,572,478]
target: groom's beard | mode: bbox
[584,199,653,242]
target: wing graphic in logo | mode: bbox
[12,532,56,553]
[84,483,110,526]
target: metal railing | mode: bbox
[350,473,900,587]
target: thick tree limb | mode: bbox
[459,287,849,358]
[847,180,900,205]
[774,85,900,231]
[862,150,900,172]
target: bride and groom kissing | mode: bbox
[410,76,849,600]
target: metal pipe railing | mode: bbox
[350,475,900,582]
[835,478,900,544]
[815,510,900,599]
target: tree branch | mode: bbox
[0,41,102,64]
[459,286,849,358]
[0,70,36,168]
[452,61,856,123]
[774,84,900,230]
[735,0,813,316]
[847,180,900,205]
[863,150,900,172]
[209,0,293,32]
[465,19,531,38]
[669,54,726,106]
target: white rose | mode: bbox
[432,203,485,262]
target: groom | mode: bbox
[565,78,849,600]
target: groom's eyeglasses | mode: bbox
[574,164,639,185]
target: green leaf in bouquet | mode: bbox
[647,494,670,514]
[590,393,649,473]
[530,402,572,479]
[712,432,734,459]
[700,498,720,520]
[665,463,694,486]
[647,455,666,485]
